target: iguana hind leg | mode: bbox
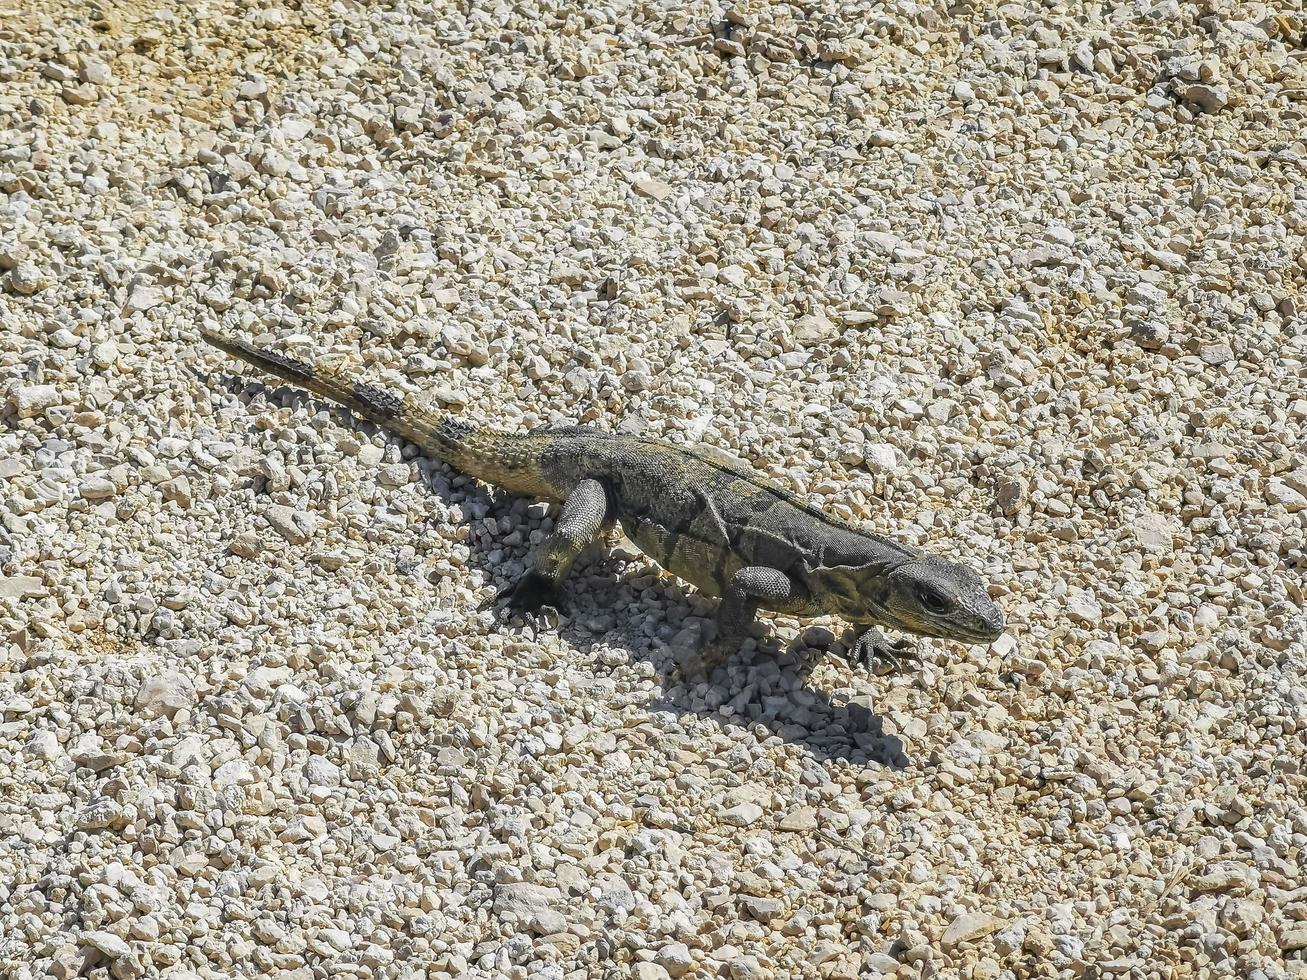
[486,478,608,619]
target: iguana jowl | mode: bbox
[202,330,1005,676]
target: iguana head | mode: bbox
[822,555,1005,643]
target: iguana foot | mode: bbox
[848,628,921,675]
[482,571,567,636]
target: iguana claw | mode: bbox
[849,628,920,675]
[483,571,567,635]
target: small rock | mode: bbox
[0,575,44,599]
[214,758,252,787]
[632,177,673,201]
[258,150,292,177]
[48,945,89,979]
[276,116,313,140]
[12,385,60,418]
[156,436,189,458]
[1138,628,1169,652]
[793,314,838,346]
[839,311,880,327]
[739,895,785,922]
[265,505,315,544]
[821,38,874,64]
[7,261,49,294]
[656,942,693,977]
[493,882,562,923]
[229,532,263,558]
[1133,513,1173,553]
[866,129,905,147]
[722,802,765,827]
[1144,248,1185,273]
[168,736,207,769]
[69,734,124,771]
[26,730,61,760]
[1198,343,1234,366]
[76,798,124,830]
[1265,479,1305,513]
[718,264,747,288]
[1176,83,1229,113]
[728,956,772,980]
[995,476,1029,516]
[779,807,818,832]
[1129,319,1170,350]
[862,443,898,475]
[135,672,195,719]
[1067,592,1102,623]
[79,57,113,85]
[303,756,341,787]
[82,931,131,959]
[62,83,100,105]
[942,911,1006,947]
[1191,863,1250,894]
[530,908,567,935]
[620,369,654,392]
[394,105,422,130]
[1220,899,1263,938]
[989,633,1017,658]
[123,282,163,313]
[252,918,285,944]
[430,287,461,308]
[876,287,911,317]
[80,477,117,501]
[863,232,900,254]
[864,953,901,974]
[595,873,637,914]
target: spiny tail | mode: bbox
[200,329,560,497]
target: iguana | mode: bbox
[201,329,1006,677]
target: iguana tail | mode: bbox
[200,329,561,498]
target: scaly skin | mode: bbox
[202,329,1006,677]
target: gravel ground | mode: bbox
[2,1,1306,978]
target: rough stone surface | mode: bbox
[0,2,1303,978]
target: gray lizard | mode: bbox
[202,329,1005,677]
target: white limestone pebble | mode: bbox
[943,912,1007,947]
[6,261,49,295]
[11,385,60,418]
[133,672,194,719]
[0,576,44,599]
[81,932,131,959]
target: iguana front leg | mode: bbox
[846,625,921,675]
[486,479,607,623]
[677,566,807,680]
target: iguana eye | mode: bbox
[917,587,951,614]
